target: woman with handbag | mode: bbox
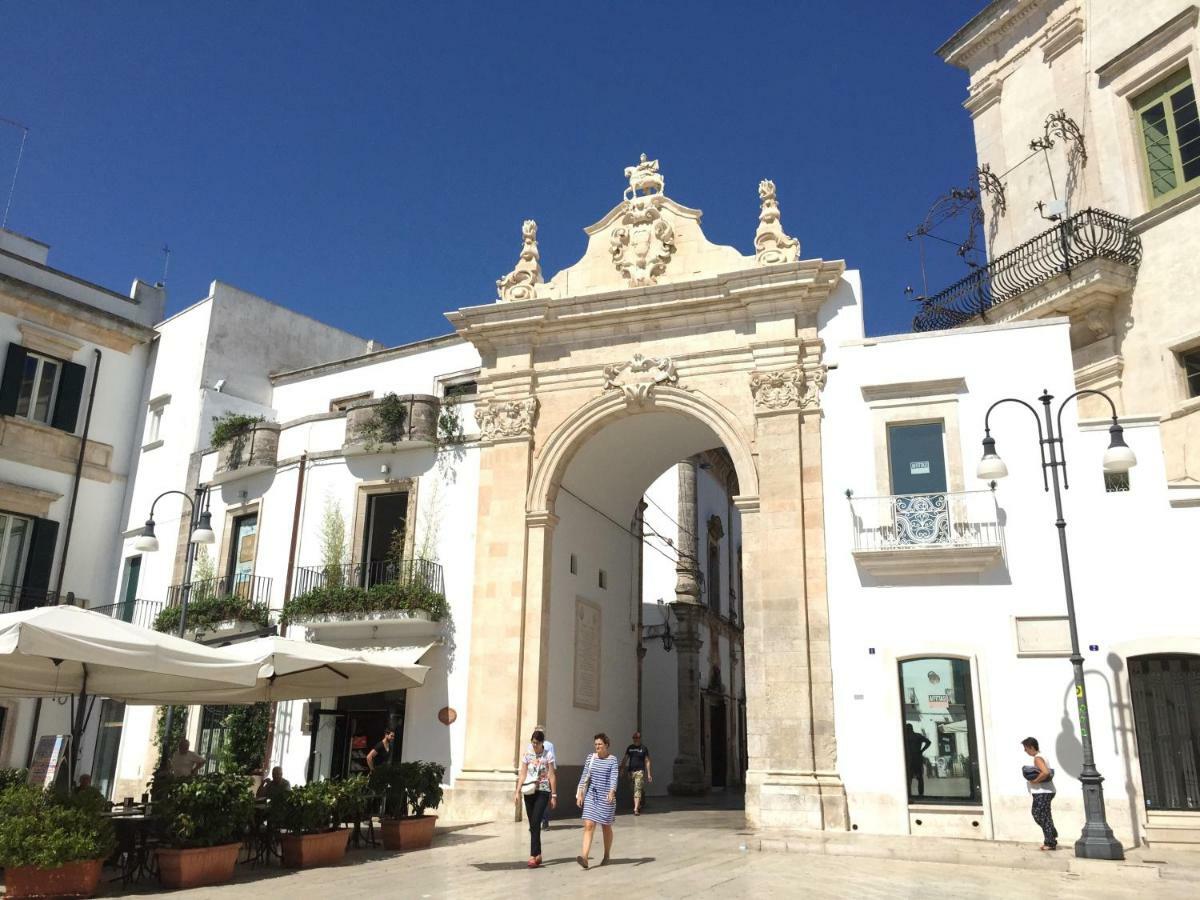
[513,729,557,868]
[575,732,620,869]
[1021,736,1058,850]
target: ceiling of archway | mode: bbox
[558,410,725,522]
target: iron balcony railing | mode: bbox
[848,490,1002,553]
[292,558,445,598]
[912,208,1142,332]
[165,573,273,608]
[0,584,58,615]
[89,598,165,630]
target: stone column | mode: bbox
[669,458,707,795]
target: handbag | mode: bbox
[521,757,541,796]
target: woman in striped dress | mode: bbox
[576,733,619,869]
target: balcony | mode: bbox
[0,584,58,615]
[292,559,444,597]
[165,573,273,608]
[342,394,439,455]
[912,208,1141,333]
[285,559,447,640]
[211,422,280,484]
[848,490,1003,576]
[89,598,164,630]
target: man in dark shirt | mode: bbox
[904,723,932,797]
[366,728,395,772]
[620,732,652,815]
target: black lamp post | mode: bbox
[978,388,1134,861]
[134,488,215,770]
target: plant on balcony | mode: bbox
[359,392,408,449]
[280,578,448,626]
[210,413,265,449]
[0,783,115,897]
[320,498,349,587]
[153,593,270,635]
[437,399,465,446]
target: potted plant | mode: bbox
[0,783,115,899]
[155,773,255,889]
[272,780,353,869]
[368,761,444,851]
[153,593,271,641]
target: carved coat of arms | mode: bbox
[610,198,676,287]
[603,353,678,406]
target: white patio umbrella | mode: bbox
[138,635,434,703]
[0,605,264,784]
[0,605,263,702]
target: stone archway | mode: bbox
[445,156,848,831]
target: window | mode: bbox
[598,569,607,590]
[0,343,86,432]
[330,392,372,413]
[147,405,164,443]
[569,553,578,575]
[227,513,258,595]
[1133,68,1200,204]
[898,657,981,804]
[0,512,33,597]
[887,423,948,495]
[1182,348,1200,399]
[1104,471,1131,493]
[706,525,722,615]
[443,380,478,400]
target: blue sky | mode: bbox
[2,2,979,344]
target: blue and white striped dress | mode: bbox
[578,752,620,825]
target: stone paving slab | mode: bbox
[96,807,1199,899]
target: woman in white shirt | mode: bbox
[1021,736,1057,850]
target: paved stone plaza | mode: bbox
[107,804,1199,899]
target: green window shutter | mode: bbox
[50,360,86,433]
[1133,68,1200,205]
[20,517,59,608]
[1140,101,1177,197]
[1171,83,1199,184]
[0,343,30,417]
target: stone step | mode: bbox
[1146,824,1200,846]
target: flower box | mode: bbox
[380,814,437,851]
[280,828,350,869]
[4,858,104,899]
[156,843,241,890]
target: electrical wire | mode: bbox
[557,484,700,570]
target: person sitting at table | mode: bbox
[168,738,206,777]
[257,766,290,799]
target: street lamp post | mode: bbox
[134,488,216,770]
[977,388,1134,861]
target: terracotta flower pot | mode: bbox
[380,814,437,851]
[156,843,241,890]
[4,858,103,899]
[280,828,350,869]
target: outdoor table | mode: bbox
[244,800,281,866]
[104,813,158,885]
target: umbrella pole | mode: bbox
[69,667,89,790]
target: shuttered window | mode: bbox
[1134,68,1200,205]
[0,343,86,433]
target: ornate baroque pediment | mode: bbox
[749,366,825,413]
[602,353,678,406]
[474,396,539,441]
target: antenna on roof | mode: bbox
[0,116,30,230]
[161,244,171,285]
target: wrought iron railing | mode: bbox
[912,208,1142,332]
[89,598,165,629]
[848,490,1002,553]
[165,574,272,608]
[0,584,58,614]
[292,559,444,598]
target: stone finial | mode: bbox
[624,153,664,200]
[496,219,544,302]
[755,179,800,265]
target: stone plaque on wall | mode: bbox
[1014,616,1071,657]
[573,598,602,711]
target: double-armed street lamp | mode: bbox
[977,388,1135,861]
[134,489,215,769]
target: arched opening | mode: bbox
[535,403,751,811]
[1129,654,1200,812]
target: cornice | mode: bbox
[938,0,1054,71]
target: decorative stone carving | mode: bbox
[754,179,800,265]
[473,396,538,441]
[602,353,678,406]
[749,366,824,412]
[623,153,664,200]
[610,195,677,286]
[496,219,544,302]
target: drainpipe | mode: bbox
[26,349,101,767]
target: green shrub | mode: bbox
[0,784,115,869]
[156,773,255,849]
[219,703,271,775]
[330,775,369,823]
[210,413,265,449]
[270,780,341,835]
[0,768,28,791]
[153,706,189,751]
[359,393,408,449]
[153,594,270,634]
[367,761,444,819]
[281,580,447,626]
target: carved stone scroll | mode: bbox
[749,366,824,412]
[602,353,678,406]
[474,396,539,441]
